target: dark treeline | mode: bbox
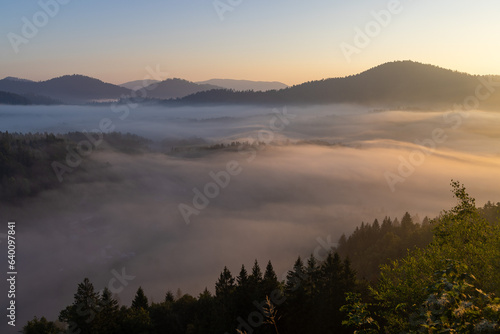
[24,195,500,333]
[1,130,347,200]
[165,140,347,157]
[336,203,500,283]
[0,131,67,200]
[24,253,358,334]
[0,90,61,105]
[336,213,433,282]
[0,131,150,201]
[0,90,32,105]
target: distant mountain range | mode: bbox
[179,61,500,108]
[1,61,499,107]
[3,76,34,83]
[0,75,130,104]
[0,91,32,105]
[0,76,226,104]
[119,78,287,98]
[196,79,288,92]
[0,89,61,105]
[119,79,160,90]
[140,78,222,99]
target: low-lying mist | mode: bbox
[1,104,500,326]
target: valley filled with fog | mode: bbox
[1,104,500,324]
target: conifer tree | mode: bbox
[98,287,120,334]
[58,278,101,334]
[131,286,149,310]
[263,260,280,296]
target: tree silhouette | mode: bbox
[131,286,149,310]
[58,278,100,334]
[23,316,64,334]
[98,287,120,334]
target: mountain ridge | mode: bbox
[0,74,131,104]
[178,61,500,108]
[142,78,222,99]
[2,61,499,107]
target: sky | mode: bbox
[1,0,500,85]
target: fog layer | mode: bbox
[0,104,499,327]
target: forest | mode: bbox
[21,182,500,333]
[0,131,150,201]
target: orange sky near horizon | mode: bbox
[1,0,499,85]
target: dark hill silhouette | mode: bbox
[280,61,479,105]
[179,61,500,108]
[0,78,38,98]
[119,79,160,90]
[22,93,61,105]
[142,78,222,99]
[3,77,34,83]
[0,75,131,104]
[39,75,131,103]
[3,61,499,107]
[0,91,32,105]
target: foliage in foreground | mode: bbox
[336,212,433,282]
[22,181,500,333]
[24,253,357,334]
[343,181,500,333]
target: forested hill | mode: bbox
[0,90,61,105]
[178,61,500,108]
[0,131,150,201]
[0,91,32,105]
[0,75,131,104]
[335,202,500,282]
[336,213,433,282]
[3,61,500,107]
[22,186,500,333]
[142,78,222,99]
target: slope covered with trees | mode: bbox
[142,78,222,99]
[0,131,150,201]
[22,182,500,333]
[23,255,357,334]
[0,75,132,104]
[0,91,32,105]
[177,61,500,108]
[342,182,500,333]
